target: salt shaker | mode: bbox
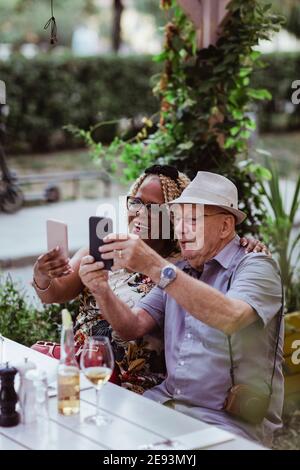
[0,362,20,427]
[16,357,36,423]
[23,370,48,424]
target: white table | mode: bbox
[0,338,265,450]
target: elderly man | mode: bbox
[80,172,283,447]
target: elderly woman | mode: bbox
[33,165,268,393]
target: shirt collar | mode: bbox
[210,234,241,269]
[181,234,241,273]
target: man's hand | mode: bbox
[100,233,164,276]
[79,256,109,296]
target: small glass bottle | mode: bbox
[57,309,80,416]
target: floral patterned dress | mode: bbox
[73,258,180,394]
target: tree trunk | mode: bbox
[112,0,124,53]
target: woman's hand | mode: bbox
[33,247,73,289]
[78,256,109,296]
[240,237,271,256]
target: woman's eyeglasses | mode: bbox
[127,196,167,213]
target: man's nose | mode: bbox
[175,219,190,238]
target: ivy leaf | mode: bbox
[245,120,256,131]
[239,67,252,78]
[224,137,236,149]
[232,109,244,120]
[247,88,272,100]
[153,51,168,63]
[248,163,272,181]
[230,126,241,137]
[178,141,194,151]
[240,130,251,139]
[250,50,261,61]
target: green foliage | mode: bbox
[0,274,79,347]
[76,0,283,234]
[252,52,300,132]
[263,0,300,39]
[1,54,159,153]
[257,156,300,312]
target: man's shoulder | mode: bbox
[233,252,281,280]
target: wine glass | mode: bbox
[80,336,114,426]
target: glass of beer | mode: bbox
[80,336,114,426]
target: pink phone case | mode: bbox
[46,219,69,258]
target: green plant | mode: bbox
[0,274,79,346]
[258,155,300,312]
[0,54,159,153]
[74,0,283,234]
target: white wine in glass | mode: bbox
[84,367,112,388]
[80,336,114,426]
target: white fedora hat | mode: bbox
[169,171,247,225]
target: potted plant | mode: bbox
[258,155,300,406]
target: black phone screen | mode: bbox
[89,216,113,270]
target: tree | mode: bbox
[112,0,124,52]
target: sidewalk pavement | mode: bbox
[0,197,128,268]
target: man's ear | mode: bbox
[220,215,235,239]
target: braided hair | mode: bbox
[129,165,190,255]
[129,165,190,203]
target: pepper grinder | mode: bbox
[0,362,20,427]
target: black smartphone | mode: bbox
[89,216,113,270]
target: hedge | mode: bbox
[1,52,300,154]
[0,274,79,346]
[252,52,300,132]
[0,54,160,153]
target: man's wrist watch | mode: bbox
[157,265,177,289]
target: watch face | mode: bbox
[163,266,176,280]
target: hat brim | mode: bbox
[168,196,247,225]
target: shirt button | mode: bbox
[176,389,181,395]
[179,360,185,366]
[187,333,192,339]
